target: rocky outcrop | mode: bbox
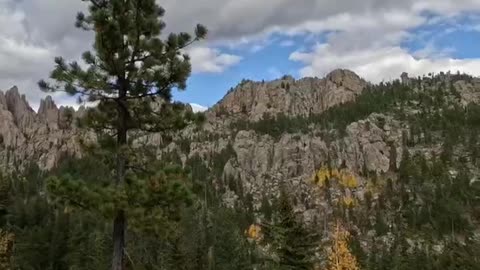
[38,96,59,128]
[454,79,480,105]
[0,87,82,171]
[199,113,406,210]
[5,87,37,134]
[331,113,405,174]
[210,69,367,121]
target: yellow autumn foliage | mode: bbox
[312,167,358,189]
[325,222,360,270]
[246,224,262,241]
[340,174,359,189]
[342,196,355,208]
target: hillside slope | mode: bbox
[2,69,480,268]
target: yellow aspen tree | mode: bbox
[326,221,360,270]
[246,224,262,242]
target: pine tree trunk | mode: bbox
[112,210,126,270]
[113,91,128,270]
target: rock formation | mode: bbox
[210,69,367,120]
[0,87,83,171]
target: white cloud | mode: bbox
[187,46,242,73]
[190,103,208,113]
[290,44,480,83]
[272,1,480,84]
[0,0,89,105]
[160,0,480,45]
[412,0,480,15]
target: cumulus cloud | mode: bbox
[269,1,480,83]
[160,0,480,43]
[0,0,89,105]
[187,46,242,73]
[190,103,208,113]
[290,44,480,83]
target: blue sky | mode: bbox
[1,0,480,110]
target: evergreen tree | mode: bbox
[38,1,206,269]
[0,175,13,270]
[0,174,9,224]
[263,187,317,269]
[212,207,252,270]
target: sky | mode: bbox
[1,1,480,111]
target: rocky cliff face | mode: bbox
[0,87,83,171]
[181,112,405,213]
[210,69,366,120]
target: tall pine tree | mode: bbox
[39,1,206,269]
[263,187,318,269]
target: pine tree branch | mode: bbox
[162,38,199,58]
[173,38,199,53]
[126,54,152,65]
[59,194,90,211]
[124,81,173,100]
[89,0,107,9]
[54,83,117,101]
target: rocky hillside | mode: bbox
[0,87,87,171]
[210,69,366,120]
[3,68,480,268]
[0,69,365,170]
[171,70,479,212]
[2,69,480,207]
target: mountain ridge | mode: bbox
[208,69,367,121]
[1,69,479,174]
[3,69,480,268]
[0,69,369,171]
